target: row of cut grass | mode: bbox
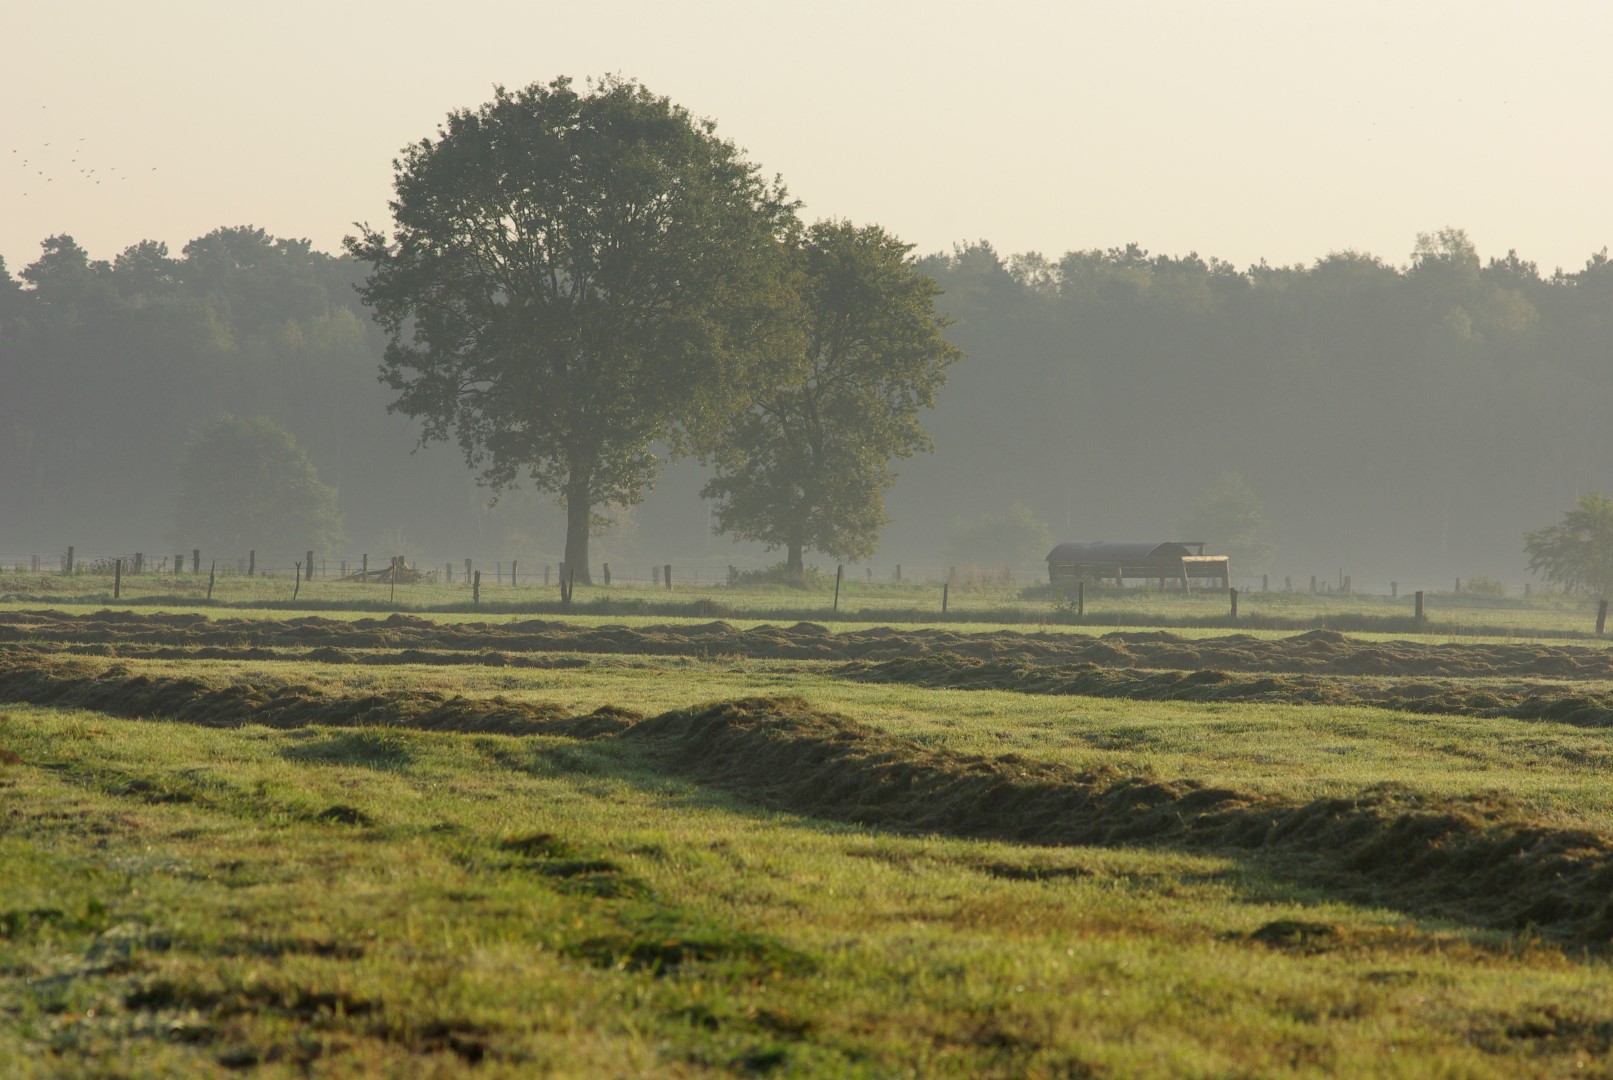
[5,700,1613,1077]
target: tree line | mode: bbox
[891,229,1613,583]
[3,78,1611,586]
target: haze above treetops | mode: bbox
[5,0,1610,280]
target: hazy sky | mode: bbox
[6,0,1610,277]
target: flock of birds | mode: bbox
[12,108,156,197]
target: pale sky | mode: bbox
[5,0,1610,278]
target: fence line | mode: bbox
[0,550,1583,603]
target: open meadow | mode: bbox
[4,580,1613,1076]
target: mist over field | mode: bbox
[9,11,1613,1073]
[1,224,1608,589]
[3,3,1611,591]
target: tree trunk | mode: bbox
[786,540,804,575]
[563,478,594,586]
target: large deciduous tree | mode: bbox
[702,220,959,572]
[1525,492,1613,598]
[347,76,795,582]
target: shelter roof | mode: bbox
[1046,541,1194,564]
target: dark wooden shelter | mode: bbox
[1046,541,1230,590]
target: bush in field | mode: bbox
[943,503,1052,570]
[1175,471,1276,575]
[173,415,344,562]
[1462,576,1507,598]
[1525,492,1613,598]
[731,563,829,590]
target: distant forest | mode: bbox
[2,226,1610,585]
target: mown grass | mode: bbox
[6,700,1613,1077]
[2,568,1605,642]
[0,600,1599,651]
[7,601,1613,1076]
[35,648,1613,832]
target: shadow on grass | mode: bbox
[7,652,1613,953]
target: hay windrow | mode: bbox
[11,608,1613,725]
[0,655,640,738]
[625,696,1613,944]
[6,610,1613,680]
[5,654,1613,943]
[839,654,1613,728]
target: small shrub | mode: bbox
[731,564,827,590]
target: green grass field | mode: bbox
[4,599,1613,1076]
[3,565,1607,642]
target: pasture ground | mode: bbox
[3,599,1613,1076]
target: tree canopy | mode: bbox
[1175,472,1276,575]
[1524,493,1613,598]
[701,220,959,571]
[173,415,345,560]
[347,76,797,582]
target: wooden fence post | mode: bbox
[114,558,122,600]
[192,549,201,573]
[207,562,215,600]
[133,553,143,575]
[362,554,368,581]
[1455,578,1462,594]
[390,560,397,604]
[293,563,302,601]
[305,551,314,581]
[1598,599,1608,636]
[473,570,481,605]
[834,564,843,613]
[1262,574,1268,592]
[1343,575,1351,594]
[895,563,902,582]
[942,582,949,614]
[1309,575,1317,593]
[511,560,517,587]
[66,546,74,575]
[1230,587,1238,619]
[174,552,183,576]
[664,564,672,592]
[602,563,611,587]
[1415,590,1425,624]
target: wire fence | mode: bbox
[0,548,1562,596]
[1,546,1605,637]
